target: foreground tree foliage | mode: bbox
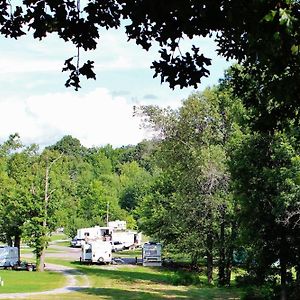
[230,130,300,298]
[2,0,300,100]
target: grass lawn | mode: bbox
[0,252,244,299]
[52,241,71,247]
[115,249,142,258]
[43,258,243,300]
[50,233,70,242]
[0,269,67,293]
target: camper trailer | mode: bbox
[77,226,112,240]
[112,230,142,249]
[73,221,142,251]
[108,220,126,230]
[80,240,112,264]
[142,242,162,267]
[0,246,18,268]
[72,226,112,247]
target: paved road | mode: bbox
[0,263,90,299]
[22,244,82,260]
[0,243,139,298]
[0,245,89,299]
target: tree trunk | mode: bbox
[206,229,213,284]
[280,233,288,300]
[225,219,237,286]
[280,259,287,300]
[38,247,46,272]
[191,252,199,270]
[14,234,21,262]
[7,236,12,247]
[218,206,226,286]
[36,248,45,272]
[37,162,49,272]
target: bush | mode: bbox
[171,271,202,286]
[236,274,260,287]
[241,285,277,300]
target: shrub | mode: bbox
[241,285,276,300]
[171,271,202,286]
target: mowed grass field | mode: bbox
[0,235,244,299]
[0,270,66,293]
[40,259,243,300]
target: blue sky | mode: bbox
[0,26,230,148]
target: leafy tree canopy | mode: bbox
[2,0,299,92]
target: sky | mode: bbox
[0,25,230,149]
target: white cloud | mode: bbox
[0,88,147,148]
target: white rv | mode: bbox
[112,230,142,249]
[73,222,141,250]
[72,226,113,247]
[142,242,162,267]
[77,226,112,240]
[0,246,18,268]
[80,240,112,264]
[108,220,127,231]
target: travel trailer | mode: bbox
[0,246,18,268]
[112,230,142,249]
[73,221,142,250]
[142,242,162,267]
[77,226,112,240]
[71,226,113,247]
[108,220,126,231]
[80,240,112,264]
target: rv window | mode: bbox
[84,232,90,236]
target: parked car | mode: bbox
[70,237,85,248]
[13,261,36,271]
[112,241,125,252]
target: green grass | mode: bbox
[0,269,67,293]
[115,249,142,257]
[79,265,242,299]
[0,254,243,299]
[21,247,34,254]
[50,233,70,242]
[52,241,72,247]
[43,258,243,300]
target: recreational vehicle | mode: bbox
[72,226,113,247]
[80,240,112,264]
[142,242,162,267]
[112,230,142,249]
[0,246,18,268]
[108,220,126,230]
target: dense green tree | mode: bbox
[47,135,88,158]
[0,136,38,260]
[119,161,153,215]
[138,88,241,284]
[230,130,300,298]
[20,149,67,271]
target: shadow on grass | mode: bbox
[69,261,242,299]
[70,261,174,284]
[77,286,241,300]
[162,287,242,299]
[79,287,166,300]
